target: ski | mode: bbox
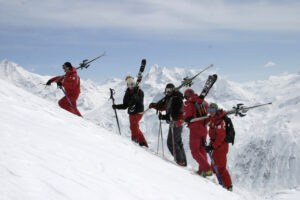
[199,74,218,99]
[136,59,146,87]
[176,64,214,91]
[77,51,107,70]
[226,102,272,117]
[189,102,272,123]
[109,88,122,135]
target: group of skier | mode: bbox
[111,74,233,191]
[46,58,270,192]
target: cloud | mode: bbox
[1,0,300,34]
[264,61,276,67]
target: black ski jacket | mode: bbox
[157,91,183,121]
[115,87,144,115]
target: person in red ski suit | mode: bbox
[112,76,148,147]
[46,62,82,117]
[182,89,212,176]
[205,103,232,191]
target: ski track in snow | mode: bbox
[1,60,300,200]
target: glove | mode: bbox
[46,80,52,86]
[158,113,167,120]
[149,102,157,109]
[184,116,193,123]
[57,82,62,87]
[205,145,214,153]
[112,104,118,110]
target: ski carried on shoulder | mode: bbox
[77,52,107,70]
[199,74,217,99]
[176,64,214,91]
[136,59,146,87]
[190,102,272,123]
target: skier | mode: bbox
[205,103,232,191]
[46,62,82,117]
[112,76,148,147]
[182,89,212,176]
[149,83,187,166]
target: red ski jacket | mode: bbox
[50,67,80,96]
[208,110,227,149]
[182,93,208,130]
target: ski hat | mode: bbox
[125,75,136,88]
[184,89,194,99]
[63,62,72,70]
[208,103,218,113]
[166,83,175,89]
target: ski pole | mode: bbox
[157,119,161,154]
[59,86,80,116]
[170,117,177,162]
[160,119,164,157]
[208,151,224,186]
[109,88,121,135]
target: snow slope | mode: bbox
[0,75,243,200]
[1,60,300,199]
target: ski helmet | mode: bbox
[125,75,136,88]
[184,89,194,99]
[63,62,72,70]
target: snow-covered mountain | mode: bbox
[0,77,246,200]
[1,60,300,199]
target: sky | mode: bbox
[0,0,300,83]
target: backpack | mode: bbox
[223,115,235,145]
[191,101,207,117]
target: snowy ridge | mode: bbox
[1,60,300,199]
[0,76,243,200]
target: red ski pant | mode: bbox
[211,143,232,187]
[58,94,82,117]
[129,114,148,147]
[189,128,211,172]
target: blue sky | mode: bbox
[1,0,299,83]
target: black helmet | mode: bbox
[63,62,72,70]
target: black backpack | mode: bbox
[223,115,235,145]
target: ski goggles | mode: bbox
[207,107,217,113]
[127,82,136,88]
[165,87,174,93]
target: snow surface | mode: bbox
[1,60,300,199]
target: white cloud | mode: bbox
[264,61,276,67]
[1,0,300,34]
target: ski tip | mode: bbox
[141,59,146,66]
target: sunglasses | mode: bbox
[207,107,217,113]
